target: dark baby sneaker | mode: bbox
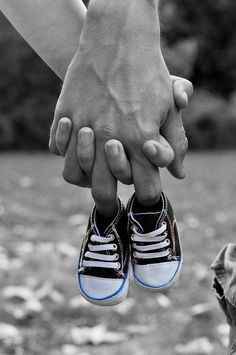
[78,198,129,306]
[127,192,182,291]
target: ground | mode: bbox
[0,152,235,355]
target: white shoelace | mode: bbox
[82,234,121,269]
[131,222,171,259]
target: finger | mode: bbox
[171,75,193,109]
[77,127,95,177]
[56,117,72,157]
[49,111,62,156]
[143,136,174,168]
[63,131,91,188]
[92,141,118,217]
[105,140,133,185]
[131,153,162,206]
[161,105,188,179]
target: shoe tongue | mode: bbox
[94,211,116,236]
[132,211,162,233]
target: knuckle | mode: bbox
[92,187,115,204]
[133,127,155,145]
[95,124,114,141]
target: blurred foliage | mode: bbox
[0,0,236,150]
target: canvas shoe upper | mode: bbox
[78,198,129,306]
[127,192,182,290]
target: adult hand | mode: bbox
[50,0,190,215]
[55,76,193,187]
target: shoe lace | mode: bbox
[82,234,121,269]
[131,222,171,259]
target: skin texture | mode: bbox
[0,0,193,216]
[51,0,189,216]
[55,76,193,186]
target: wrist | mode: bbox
[83,0,161,50]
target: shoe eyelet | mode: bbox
[108,234,115,241]
[166,238,170,245]
[114,253,119,260]
[116,262,121,270]
[131,234,135,241]
[133,251,138,258]
[168,255,172,260]
[167,248,172,254]
[112,244,117,251]
[162,221,167,228]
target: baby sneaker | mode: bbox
[78,198,129,306]
[127,192,182,291]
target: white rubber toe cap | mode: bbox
[133,260,181,289]
[78,274,126,301]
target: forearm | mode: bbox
[0,0,86,79]
[81,0,161,57]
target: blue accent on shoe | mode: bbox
[77,271,129,302]
[133,259,182,289]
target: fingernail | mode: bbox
[106,142,119,156]
[183,92,188,105]
[145,143,157,156]
[60,120,68,133]
[79,128,92,145]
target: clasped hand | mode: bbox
[49,1,193,216]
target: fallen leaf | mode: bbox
[216,323,230,348]
[156,294,172,308]
[70,324,128,345]
[36,282,64,304]
[173,311,192,325]
[0,323,22,346]
[69,296,90,309]
[3,286,43,320]
[189,303,213,318]
[112,298,136,315]
[16,242,35,256]
[0,256,24,271]
[2,286,35,303]
[175,337,214,354]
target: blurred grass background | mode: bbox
[0,153,235,354]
